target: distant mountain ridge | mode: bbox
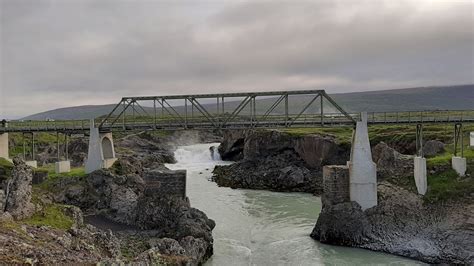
[22,84,474,120]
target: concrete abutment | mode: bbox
[348,112,377,210]
[414,156,427,195]
[85,121,117,174]
[55,160,71,174]
[0,133,9,161]
[452,156,467,177]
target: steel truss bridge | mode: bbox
[1,90,474,134]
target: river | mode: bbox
[166,143,423,266]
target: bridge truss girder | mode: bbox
[98,90,356,131]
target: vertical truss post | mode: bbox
[454,123,463,157]
[222,97,225,115]
[56,132,60,160]
[122,100,126,130]
[250,96,256,125]
[153,99,157,129]
[65,133,69,161]
[416,124,423,157]
[31,133,35,161]
[23,133,26,160]
[285,94,289,127]
[320,93,324,126]
[132,100,136,129]
[184,98,188,129]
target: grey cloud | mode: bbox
[1,0,473,117]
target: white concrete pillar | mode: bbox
[25,160,38,168]
[414,156,427,195]
[470,132,474,147]
[0,133,9,160]
[348,112,377,210]
[55,160,71,174]
[85,120,117,174]
[452,156,467,177]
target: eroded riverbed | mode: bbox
[166,143,423,266]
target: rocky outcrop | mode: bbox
[311,182,474,264]
[372,142,414,179]
[213,130,348,194]
[3,158,35,220]
[218,130,247,161]
[423,140,445,157]
[52,167,215,265]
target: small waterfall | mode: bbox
[173,143,222,164]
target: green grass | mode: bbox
[34,165,87,191]
[424,169,474,203]
[0,158,13,182]
[24,204,74,230]
[282,127,353,146]
[427,145,474,167]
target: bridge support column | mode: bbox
[452,156,467,177]
[470,132,474,147]
[348,112,377,210]
[414,156,427,195]
[85,120,117,174]
[25,161,38,168]
[55,161,71,174]
[0,133,9,161]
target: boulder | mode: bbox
[372,142,414,179]
[311,201,371,246]
[213,130,348,194]
[4,158,35,220]
[243,130,294,160]
[294,134,348,169]
[423,140,445,157]
[312,182,474,264]
[218,130,248,161]
[180,236,213,264]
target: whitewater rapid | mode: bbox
[166,143,423,266]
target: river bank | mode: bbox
[213,128,474,264]
[167,143,421,265]
[0,131,219,264]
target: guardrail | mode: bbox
[1,110,473,133]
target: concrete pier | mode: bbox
[348,112,377,210]
[470,132,474,147]
[55,160,71,174]
[414,156,427,195]
[322,165,350,207]
[85,120,117,174]
[25,160,38,168]
[452,156,467,177]
[0,133,8,160]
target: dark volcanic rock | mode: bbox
[218,130,247,161]
[312,182,474,264]
[423,140,445,157]
[4,158,35,220]
[54,167,215,265]
[213,150,322,193]
[372,142,414,179]
[311,201,371,246]
[214,130,348,194]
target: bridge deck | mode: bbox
[2,110,473,133]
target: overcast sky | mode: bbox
[1,0,473,118]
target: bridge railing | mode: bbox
[367,110,474,124]
[4,119,95,132]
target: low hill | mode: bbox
[22,84,474,120]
